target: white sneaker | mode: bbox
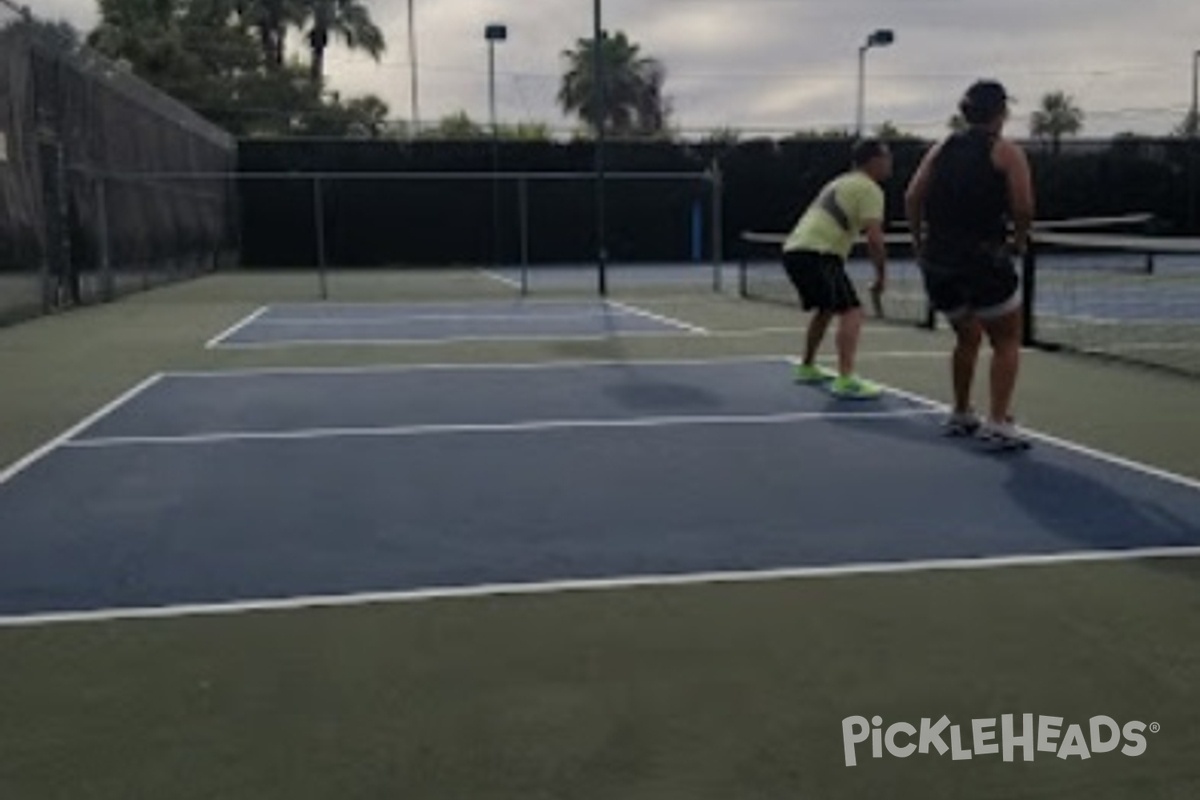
[942,410,981,437]
[976,419,1031,452]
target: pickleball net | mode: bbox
[737,232,936,328]
[1025,231,1200,377]
[737,224,1200,378]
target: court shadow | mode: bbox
[603,378,723,412]
[821,401,1200,563]
[555,308,725,412]
[998,453,1200,551]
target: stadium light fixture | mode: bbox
[856,28,895,137]
[1192,48,1199,137]
[485,23,507,269]
[407,0,418,129]
[485,23,507,136]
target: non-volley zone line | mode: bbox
[206,299,708,347]
[204,306,270,349]
[63,408,942,449]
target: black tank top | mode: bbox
[925,129,1009,258]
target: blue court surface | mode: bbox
[209,299,706,348]
[1028,253,1200,323]
[2,358,1200,622]
[482,263,734,292]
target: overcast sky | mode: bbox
[29,0,1200,138]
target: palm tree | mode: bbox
[1030,91,1084,153]
[558,31,670,138]
[301,0,385,85]
[234,0,303,68]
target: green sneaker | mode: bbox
[828,375,883,400]
[793,363,838,384]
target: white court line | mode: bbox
[854,350,944,360]
[4,545,1200,629]
[1096,342,1200,354]
[880,384,1200,493]
[0,373,166,488]
[162,354,794,380]
[697,325,946,344]
[678,323,943,339]
[251,310,656,325]
[267,299,606,310]
[605,300,711,335]
[5,361,1200,627]
[209,329,706,349]
[63,408,943,449]
[478,268,521,288]
[204,306,270,349]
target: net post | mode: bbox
[313,175,328,301]
[38,140,71,310]
[518,175,529,296]
[95,173,113,302]
[710,161,724,292]
[1020,241,1037,347]
[593,1,607,299]
[737,232,748,298]
[921,303,936,331]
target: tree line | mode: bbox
[17,3,1200,142]
[20,1,677,140]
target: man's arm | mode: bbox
[863,219,887,287]
[995,139,1035,253]
[862,218,887,316]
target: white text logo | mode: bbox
[842,715,1158,767]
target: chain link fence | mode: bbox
[0,0,237,324]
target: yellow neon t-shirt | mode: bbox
[783,171,885,260]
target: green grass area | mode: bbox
[3,562,1200,799]
[2,268,1199,798]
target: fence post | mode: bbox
[313,175,328,300]
[710,160,724,292]
[1021,242,1037,347]
[518,175,529,296]
[96,173,113,301]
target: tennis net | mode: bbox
[737,232,936,328]
[1026,232,1200,377]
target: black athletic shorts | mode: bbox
[782,249,860,313]
[919,241,1020,321]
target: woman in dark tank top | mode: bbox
[924,128,1011,262]
[904,80,1036,451]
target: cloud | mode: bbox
[26,0,1200,137]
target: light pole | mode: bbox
[407,0,419,130]
[593,0,607,296]
[485,23,507,268]
[1190,49,1199,233]
[485,24,507,135]
[856,28,894,137]
[1191,48,1199,136]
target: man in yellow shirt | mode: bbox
[782,138,892,399]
